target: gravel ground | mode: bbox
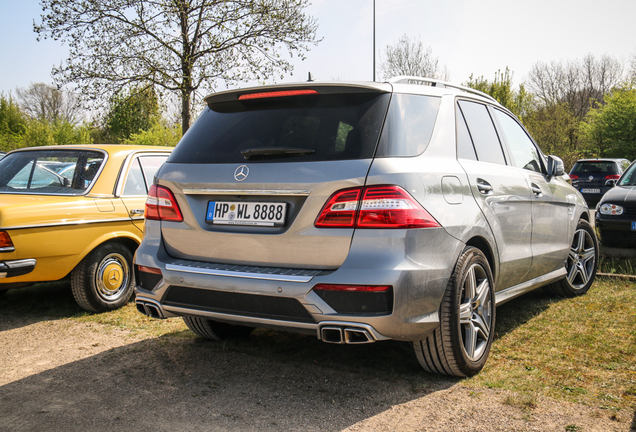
[1,304,634,432]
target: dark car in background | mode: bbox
[0,152,6,161]
[595,160,636,248]
[569,158,631,207]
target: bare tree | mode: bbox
[629,52,636,84]
[379,35,449,81]
[35,0,319,134]
[527,54,623,120]
[15,83,80,124]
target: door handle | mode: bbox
[476,179,493,195]
[531,183,543,197]
[129,209,145,216]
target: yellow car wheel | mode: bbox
[71,242,135,312]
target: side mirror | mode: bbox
[547,155,565,177]
[605,179,616,188]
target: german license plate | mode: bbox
[580,188,600,193]
[206,201,286,226]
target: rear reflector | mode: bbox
[238,89,319,100]
[0,231,13,249]
[138,265,162,275]
[145,185,183,222]
[315,185,440,229]
[314,284,391,292]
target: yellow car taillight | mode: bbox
[0,231,14,250]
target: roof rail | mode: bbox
[388,76,498,103]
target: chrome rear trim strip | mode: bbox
[165,263,319,283]
[182,189,310,196]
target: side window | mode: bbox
[457,101,506,165]
[122,159,146,196]
[456,105,477,160]
[139,155,168,187]
[376,94,441,157]
[493,109,543,173]
[122,155,169,196]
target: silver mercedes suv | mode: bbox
[134,77,597,377]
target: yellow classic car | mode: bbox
[0,144,172,312]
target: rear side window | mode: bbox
[457,100,506,165]
[169,92,391,163]
[0,150,105,195]
[375,94,441,157]
[122,155,168,196]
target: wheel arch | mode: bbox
[465,236,496,281]
[65,231,142,278]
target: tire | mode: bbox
[546,219,598,297]
[71,242,135,312]
[413,246,495,377]
[183,316,254,340]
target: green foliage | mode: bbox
[104,87,161,143]
[0,92,93,151]
[124,120,181,147]
[579,85,636,160]
[523,103,581,170]
[464,68,534,118]
[21,120,93,147]
[0,94,27,137]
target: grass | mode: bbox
[598,256,635,275]
[466,276,636,412]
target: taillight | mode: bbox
[314,185,440,229]
[569,174,579,180]
[145,185,183,222]
[605,174,620,180]
[314,188,361,227]
[0,231,14,250]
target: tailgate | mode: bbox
[159,160,373,269]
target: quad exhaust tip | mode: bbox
[136,300,164,319]
[320,325,375,344]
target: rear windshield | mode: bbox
[169,92,392,164]
[571,161,617,174]
[0,150,105,195]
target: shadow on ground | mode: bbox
[0,325,459,431]
[0,281,85,332]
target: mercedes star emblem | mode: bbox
[234,165,249,182]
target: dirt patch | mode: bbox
[0,286,634,431]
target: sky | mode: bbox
[1,0,635,97]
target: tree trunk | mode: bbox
[181,89,191,135]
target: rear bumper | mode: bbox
[134,224,465,342]
[0,259,37,279]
